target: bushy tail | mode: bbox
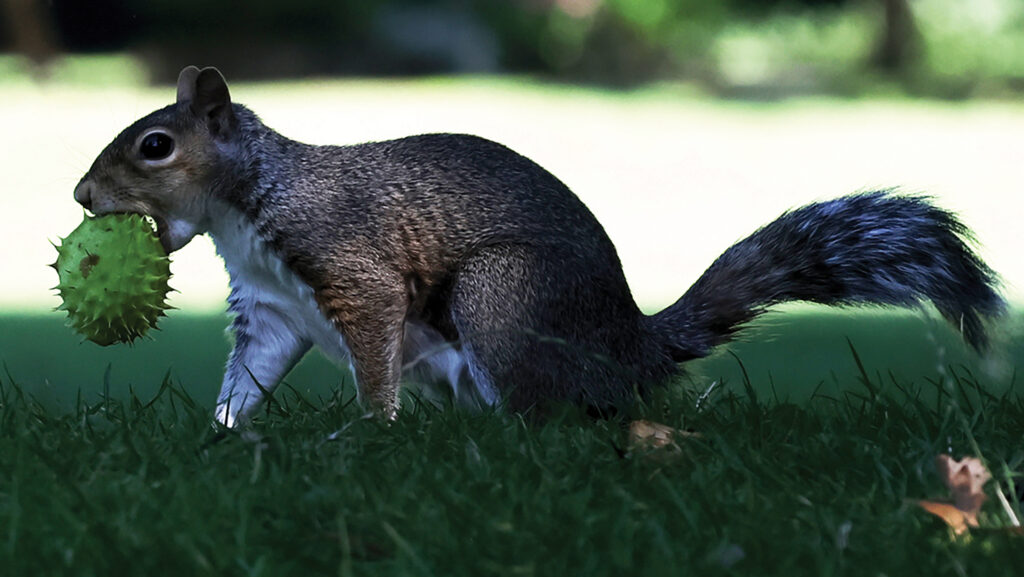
[651,192,1004,361]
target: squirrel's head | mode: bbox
[74,66,240,253]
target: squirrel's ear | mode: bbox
[176,66,201,103]
[190,67,236,138]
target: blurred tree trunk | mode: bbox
[871,0,919,74]
[1,0,59,69]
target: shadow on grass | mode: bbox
[0,307,1020,410]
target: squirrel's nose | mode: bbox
[74,179,94,211]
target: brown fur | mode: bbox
[72,66,1004,425]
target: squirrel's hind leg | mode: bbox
[401,319,492,410]
[449,244,662,412]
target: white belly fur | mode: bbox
[209,205,353,365]
[206,204,496,408]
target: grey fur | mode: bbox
[74,67,1005,418]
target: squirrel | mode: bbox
[72,66,1005,427]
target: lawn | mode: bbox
[2,306,1022,575]
[1,58,1023,574]
[2,345,1022,576]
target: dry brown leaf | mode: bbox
[915,455,991,534]
[629,420,678,449]
[917,500,974,535]
[935,454,990,526]
[628,420,701,454]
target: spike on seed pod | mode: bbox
[52,214,172,346]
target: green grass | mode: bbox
[1,360,1022,576]
[1,309,1023,575]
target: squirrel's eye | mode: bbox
[140,132,174,161]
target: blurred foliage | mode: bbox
[2,0,1023,96]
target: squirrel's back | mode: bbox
[231,123,641,314]
[246,129,621,256]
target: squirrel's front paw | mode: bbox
[214,401,244,429]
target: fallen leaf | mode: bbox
[916,500,974,535]
[630,420,678,449]
[935,454,990,527]
[628,420,701,455]
[915,455,991,535]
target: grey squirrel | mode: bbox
[73,66,1004,427]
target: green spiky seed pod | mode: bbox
[52,214,172,346]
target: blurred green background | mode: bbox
[0,0,1021,407]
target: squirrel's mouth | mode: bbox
[105,210,172,254]
[151,215,173,254]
